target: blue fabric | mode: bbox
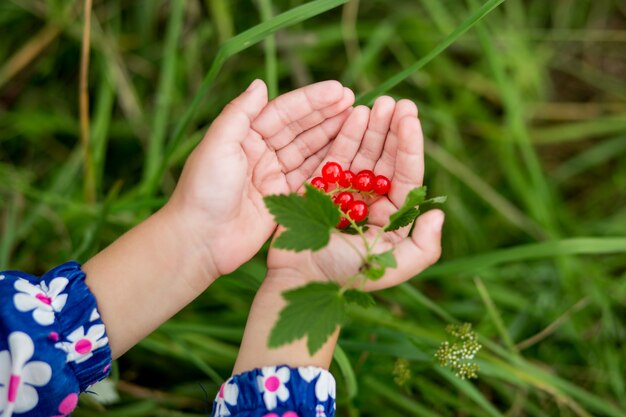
[0,262,112,416]
[212,365,336,417]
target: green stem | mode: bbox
[369,228,385,253]
[339,272,365,294]
[344,214,371,259]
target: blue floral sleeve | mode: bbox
[0,261,112,416]
[213,365,336,417]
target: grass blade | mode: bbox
[154,0,349,195]
[474,276,519,355]
[356,0,506,105]
[421,237,626,278]
[141,0,186,196]
[258,0,278,99]
[333,344,358,399]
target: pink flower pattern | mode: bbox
[0,332,52,416]
[55,325,109,364]
[1,263,112,417]
[214,380,239,417]
[13,278,68,326]
[51,393,79,417]
[257,366,291,410]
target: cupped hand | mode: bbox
[166,80,355,279]
[266,97,444,291]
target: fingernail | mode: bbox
[246,79,262,92]
[431,210,445,232]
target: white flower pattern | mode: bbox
[13,277,69,326]
[0,332,52,416]
[55,325,109,364]
[297,367,336,402]
[257,366,291,410]
[89,308,100,322]
[214,379,239,416]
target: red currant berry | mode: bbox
[354,170,375,192]
[338,170,355,188]
[336,217,350,229]
[373,175,391,195]
[333,192,354,211]
[311,176,329,192]
[347,200,368,222]
[321,162,343,183]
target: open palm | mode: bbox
[267,97,444,291]
[167,80,355,277]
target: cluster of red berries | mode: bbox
[311,162,392,229]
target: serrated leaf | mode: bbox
[344,289,375,307]
[264,184,340,252]
[268,282,346,355]
[384,187,447,232]
[363,250,397,280]
[372,250,397,268]
[385,207,421,232]
[384,187,427,231]
[420,195,448,211]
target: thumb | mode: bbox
[410,209,444,266]
[370,209,444,291]
[208,79,268,143]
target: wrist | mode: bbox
[83,204,220,357]
[232,270,340,375]
[261,267,317,295]
[156,202,220,290]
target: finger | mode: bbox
[268,88,355,151]
[365,209,444,291]
[252,81,349,147]
[374,99,418,179]
[253,147,288,196]
[285,143,331,191]
[350,96,396,172]
[286,105,369,191]
[322,105,371,168]
[388,116,425,208]
[207,79,269,144]
[276,108,351,172]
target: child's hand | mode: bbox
[166,80,354,282]
[266,97,444,291]
[231,97,444,373]
[83,80,353,357]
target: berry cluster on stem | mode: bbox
[311,162,392,230]
[309,162,397,291]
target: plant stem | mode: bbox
[79,0,95,203]
[369,228,385,253]
[344,215,371,259]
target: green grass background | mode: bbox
[1,0,626,415]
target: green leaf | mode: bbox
[385,207,421,232]
[269,282,346,355]
[421,196,448,210]
[384,187,447,232]
[344,289,375,307]
[264,184,340,252]
[384,187,427,231]
[363,250,398,280]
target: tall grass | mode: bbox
[1,0,625,415]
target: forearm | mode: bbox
[232,270,339,375]
[83,202,218,358]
